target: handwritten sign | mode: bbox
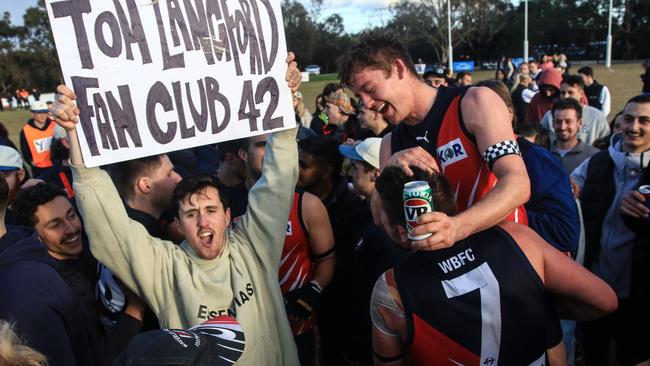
[46,0,295,167]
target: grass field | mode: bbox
[0,63,644,150]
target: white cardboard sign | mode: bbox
[46,0,295,167]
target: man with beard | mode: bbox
[549,98,600,174]
[572,94,650,365]
[541,75,610,146]
[12,182,146,364]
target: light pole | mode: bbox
[523,0,528,62]
[605,0,613,68]
[447,0,453,73]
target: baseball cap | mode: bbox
[339,137,381,169]
[0,146,23,171]
[114,316,245,366]
[30,101,49,113]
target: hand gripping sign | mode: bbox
[46,0,296,167]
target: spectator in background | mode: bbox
[512,74,534,125]
[529,60,542,81]
[310,94,328,135]
[422,67,447,88]
[572,94,650,366]
[0,146,27,226]
[215,139,246,188]
[297,134,367,365]
[323,90,368,141]
[641,59,650,95]
[498,56,515,80]
[0,176,96,366]
[456,71,472,86]
[515,122,551,149]
[526,67,562,124]
[495,68,508,86]
[549,98,600,174]
[540,55,554,71]
[38,125,73,198]
[20,101,56,177]
[338,137,409,364]
[579,66,612,117]
[12,183,146,364]
[311,83,344,135]
[593,111,625,150]
[0,122,18,151]
[293,91,312,128]
[357,99,393,138]
[541,75,610,146]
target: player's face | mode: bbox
[297,150,326,189]
[621,102,650,153]
[150,155,182,211]
[243,134,267,181]
[349,161,377,199]
[348,66,411,125]
[553,109,582,143]
[177,187,230,260]
[560,83,583,102]
[34,196,83,260]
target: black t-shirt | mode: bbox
[223,182,249,219]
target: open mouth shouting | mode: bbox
[198,230,215,247]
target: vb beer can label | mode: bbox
[403,181,434,241]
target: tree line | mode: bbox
[0,0,648,94]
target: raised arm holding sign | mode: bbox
[46,0,297,167]
[53,51,302,365]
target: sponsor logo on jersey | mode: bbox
[33,136,53,153]
[436,138,468,169]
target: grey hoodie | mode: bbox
[571,133,649,298]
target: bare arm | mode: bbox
[301,191,335,288]
[410,87,530,249]
[501,221,618,321]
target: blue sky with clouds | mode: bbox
[1,0,396,34]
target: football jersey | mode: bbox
[391,86,527,224]
[394,226,550,365]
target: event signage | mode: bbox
[46,0,295,167]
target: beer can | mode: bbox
[403,181,434,241]
[639,185,650,216]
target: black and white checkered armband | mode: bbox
[482,140,521,170]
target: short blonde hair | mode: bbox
[0,321,47,366]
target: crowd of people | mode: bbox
[0,32,648,366]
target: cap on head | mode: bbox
[325,91,355,115]
[0,146,23,171]
[338,137,381,169]
[30,101,49,113]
